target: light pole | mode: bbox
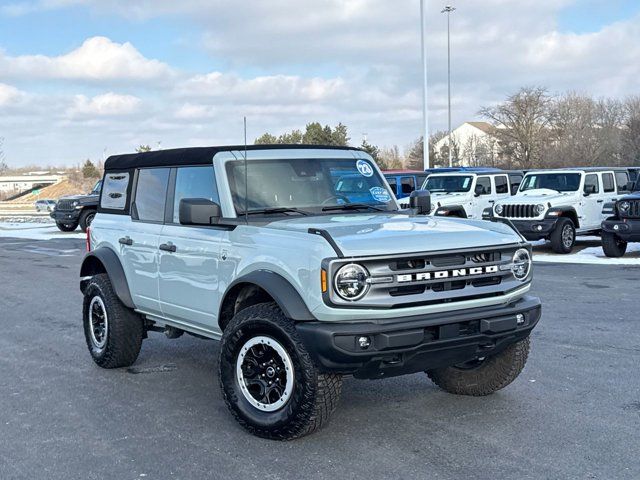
[441,5,455,167]
[420,0,430,170]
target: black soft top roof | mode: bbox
[104,144,362,170]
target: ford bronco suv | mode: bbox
[600,177,640,257]
[489,168,630,254]
[51,179,102,232]
[80,145,541,440]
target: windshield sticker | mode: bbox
[356,159,374,177]
[370,187,391,203]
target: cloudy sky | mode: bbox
[0,0,639,167]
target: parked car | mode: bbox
[50,180,102,232]
[383,170,428,200]
[34,199,57,212]
[490,168,630,253]
[600,177,640,257]
[80,145,541,439]
[402,170,523,218]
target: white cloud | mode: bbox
[0,36,172,82]
[67,92,142,117]
[0,83,26,106]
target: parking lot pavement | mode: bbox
[1,236,639,480]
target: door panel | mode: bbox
[581,174,602,230]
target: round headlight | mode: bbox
[535,204,546,215]
[512,248,531,281]
[619,201,630,213]
[334,263,369,301]
[495,204,504,215]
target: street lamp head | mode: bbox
[441,5,456,13]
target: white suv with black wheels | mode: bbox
[80,145,541,439]
[490,168,630,254]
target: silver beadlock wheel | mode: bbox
[236,336,295,412]
[88,295,108,349]
[562,223,574,249]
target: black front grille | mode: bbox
[56,199,75,211]
[620,200,640,218]
[501,204,536,218]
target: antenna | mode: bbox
[243,117,248,225]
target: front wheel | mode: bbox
[550,217,576,254]
[218,302,342,440]
[426,337,530,396]
[601,231,627,257]
[79,209,96,232]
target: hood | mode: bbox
[430,192,470,206]
[620,193,640,201]
[60,193,99,202]
[502,189,574,205]
[263,213,521,257]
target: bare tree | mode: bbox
[479,87,552,169]
[622,96,640,165]
[0,137,8,174]
[378,146,403,170]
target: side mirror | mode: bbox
[583,185,596,196]
[179,198,221,225]
[474,185,484,197]
[409,190,431,215]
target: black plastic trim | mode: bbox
[308,228,344,258]
[80,247,135,309]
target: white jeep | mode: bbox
[491,168,631,253]
[80,145,541,439]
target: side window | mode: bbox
[416,175,428,189]
[401,177,415,195]
[173,166,219,224]
[385,177,398,194]
[134,168,170,222]
[583,174,599,194]
[615,171,629,192]
[509,175,523,194]
[476,177,492,195]
[602,173,615,193]
[101,172,130,210]
[495,175,509,194]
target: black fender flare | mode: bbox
[80,247,135,309]
[435,204,467,218]
[545,206,579,228]
[220,270,315,321]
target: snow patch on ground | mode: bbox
[0,222,85,240]
[532,237,640,265]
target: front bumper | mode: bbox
[602,219,640,242]
[296,295,541,379]
[508,218,558,240]
[50,210,80,223]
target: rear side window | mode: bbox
[476,177,492,195]
[173,166,219,224]
[614,172,628,192]
[385,176,398,194]
[584,174,599,194]
[134,168,170,222]
[401,177,415,195]
[101,172,130,210]
[602,173,615,193]
[509,175,522,194]
[495,175,509,194]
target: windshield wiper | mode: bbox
[244,207,311,216]
[322,203,385,212]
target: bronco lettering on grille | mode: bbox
[396,265,499,283]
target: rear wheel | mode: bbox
[427,337,530,396]
[601,231,627,257]
[79,209,96,232]
[83,274,143,368]
[219,302,342,440]
[550,217,575,254]
[56,221,78,232]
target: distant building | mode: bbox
[435,122,505,167]
[0,174,66,195]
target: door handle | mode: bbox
[597,200,604,203]
[119,236,133,246]
[159,242,177,253]
[488,200,495,203]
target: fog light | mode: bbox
[613,225,619,231]
[357,336,371,350]
[536,225,543,231]
[516,314,525,325]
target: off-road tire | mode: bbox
[219,302,342,440]
[550,217,575,254]
[79,209,96,232]
[601,231,627,257]
[83,273,143,369]
[426,337,530,396]
[56,221,78,232]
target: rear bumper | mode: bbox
[295,295,541,379]
[50,210,80,223]
[602,219,640,242]
[509,219,558,240]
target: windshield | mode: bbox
[91,180,102,194]
[519,173,581,192]
[423,175,473,193]
[226,158,396,214]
